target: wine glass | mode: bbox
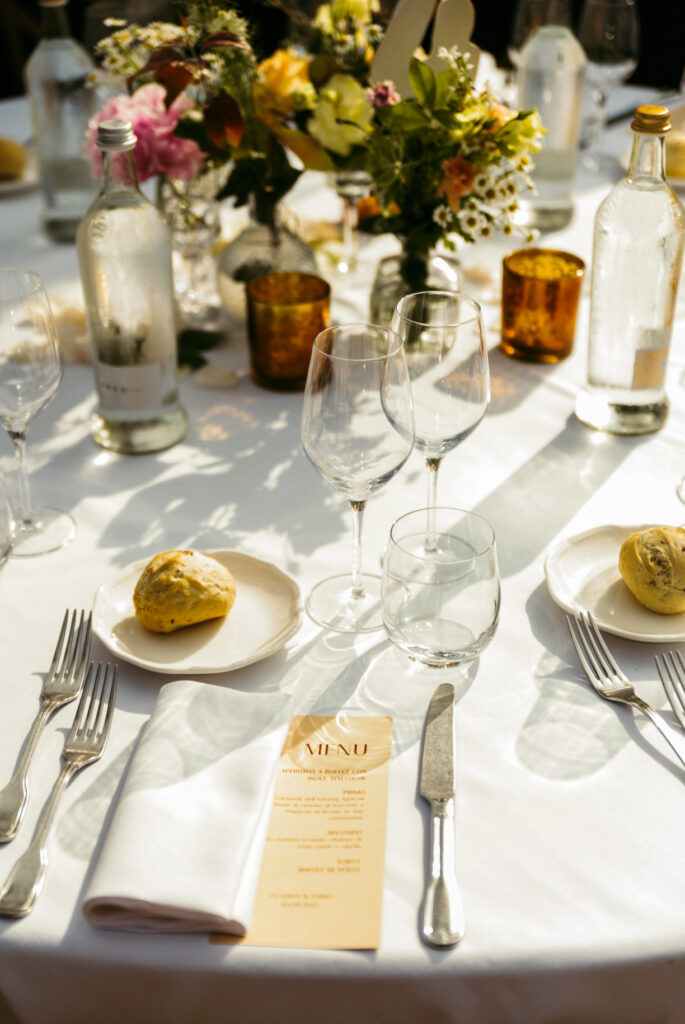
[577,0,640,170]
[329,170,372,278]
[301,323,415,633]
[382,507,501,668]
[0,269,75,557]
[391,292,490,548]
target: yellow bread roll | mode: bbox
[133,550,236,633]
[0,138,28,180]
[666,131,685,179]
[618,526,685,614]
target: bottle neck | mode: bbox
[40,2,71,40]
[99,149,141,195]
[627,132,667,182]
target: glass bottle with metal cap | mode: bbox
[76,118,187,454]
[24,0,98,242]
[576,105,685,434]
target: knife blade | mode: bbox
[419,682,464,948]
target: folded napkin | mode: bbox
[83,679,291,934]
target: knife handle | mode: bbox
[421,798,464,948]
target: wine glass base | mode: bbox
[11,508,76,558]
[678,478,685,504]
[305,573,384,633]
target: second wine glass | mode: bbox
[391,291,490,544]
[0,268,75,557]
[578,0,639,170]
[301,323,415,633]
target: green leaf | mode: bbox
[433,70,452,110]
[408,57,435,107]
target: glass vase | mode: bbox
[216,191,318,321]
[369,243,461,325]
[157,171,228,332]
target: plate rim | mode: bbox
[92,548,302,674]
[544,522,685,643]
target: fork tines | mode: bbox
[49,609,92,687]
[567,610,624,687]
[655,651,685,731]
[68,663,117,749]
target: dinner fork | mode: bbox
[655,651,685,731]
[0,662,117,918]
[567,611,685,771]
[0,609,92,842]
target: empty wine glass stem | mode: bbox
[349,499,366,597]
[9,429,32,528]
[425,458,441,552]
[339,196,359,274]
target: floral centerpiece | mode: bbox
[358,46,544,314]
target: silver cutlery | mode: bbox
[419,682,465,948]
[655,651,685,731]
[567,611,685,771]
[0,609,92,842]
[0,662,117,918]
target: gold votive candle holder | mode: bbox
[501,248,585,363]
[246,272,331,390]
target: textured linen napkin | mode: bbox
[82,679,291,934]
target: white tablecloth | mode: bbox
[1,90,685,1024]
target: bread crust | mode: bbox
[133,550,236,632]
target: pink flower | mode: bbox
[87,83,206,183]
[368,80,400,107]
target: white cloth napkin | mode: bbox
[82,679,291,934]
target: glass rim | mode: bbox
[389,506,496,561]
[393,291,483,329]
[502,248,585,280]
[246,271,330,306]
[313,323,404,362]
[0,268,47,299]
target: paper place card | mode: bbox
[217,714,393,950]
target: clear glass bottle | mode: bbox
[515,7,587,231]
[216,191,317,320]
[76,119,187,454]
[24,0,99,243]
[576,105,685,435]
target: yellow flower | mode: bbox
[254,49,311,119]
[330,0,378,23]
[307,73,373,156]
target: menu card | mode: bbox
[215,713,393,950]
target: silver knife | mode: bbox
[419,682,464,948]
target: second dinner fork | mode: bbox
[0,663,117,918]
[0,610,92,842]
[655,651,685,731]
[567,611,685,772]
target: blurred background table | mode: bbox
[1,86,685,1024]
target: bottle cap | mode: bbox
[96,119,137,152]
[631,106,671,135]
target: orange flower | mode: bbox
[254,49,310,119]
[437,155,478,211]
[489,100,513,131]
[357,195,400,220]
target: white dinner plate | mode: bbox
[0,155,38,198]
[544,523,685,643]
[92,550,302,675]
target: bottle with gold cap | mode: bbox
[576,105,685,434]
[24,0,98,242]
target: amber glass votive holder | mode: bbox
[501,248,585,363]
[246,272,331,390]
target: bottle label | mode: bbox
[95,362,162,412]
[631,327,671,389]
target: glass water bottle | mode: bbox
[576,105,685,435]
[24,0,98,242]
[76,119,187,454]
[516,10,587,231]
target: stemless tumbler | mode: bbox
[382,507,501,667]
